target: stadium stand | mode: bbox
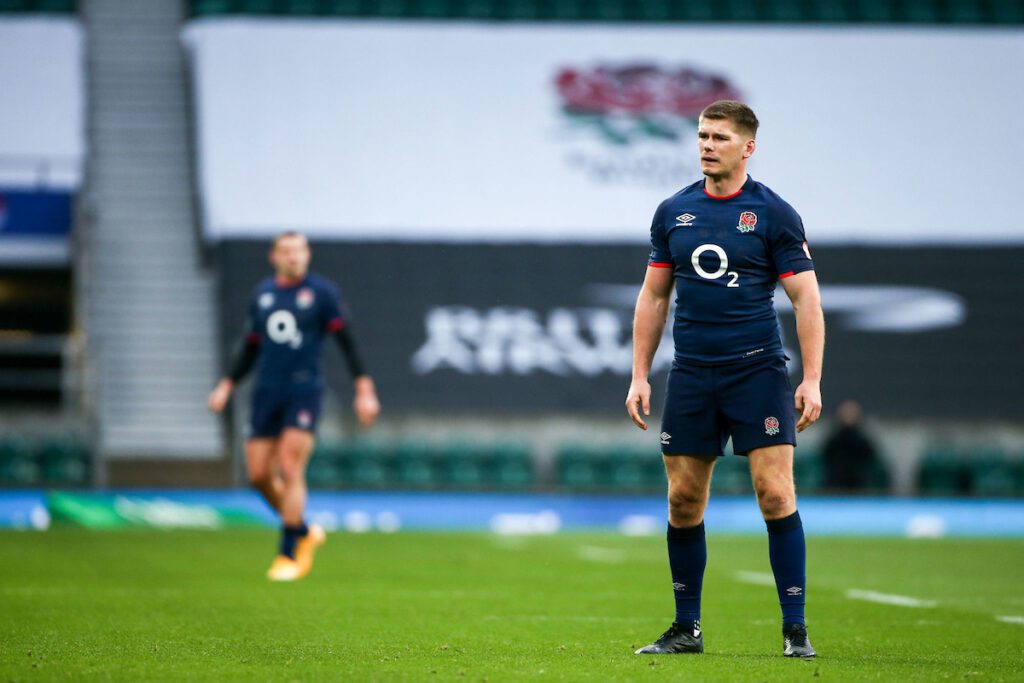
[2,0,1023,498]
[188,0,1024,24]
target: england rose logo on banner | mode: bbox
[737,211,757,233]
[764,416,780,436]
[554,64,742,186]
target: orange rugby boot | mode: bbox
[266,554,301,582]
[294,524,327,578]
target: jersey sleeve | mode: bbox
[320,280,349,333]
[768,202,814,279]
[648,201,674,268]
[244,290,261,344]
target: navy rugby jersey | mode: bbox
[649,176,814,366]
[244,273,348,388]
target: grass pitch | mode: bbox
[1,528,1022,681]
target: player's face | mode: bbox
[697,118,755,180]
[270,236,311,280]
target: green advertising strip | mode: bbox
[47,492,265,529]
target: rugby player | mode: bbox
[627,101,824,657]
[208,232,380,581]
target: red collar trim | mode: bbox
[275,275,306,288]
[703,186,744,200]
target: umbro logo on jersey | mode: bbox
[258,293,275,309]
[675,213,696,227]
[660,432,672,445]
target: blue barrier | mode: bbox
[2,490,1022,536]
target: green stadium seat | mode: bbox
[556,445,610,490]
[967,451,1018,497]
[489,444,534,489]
[191,0,234,14]
[39,436,90,486]
[808,0,849,22]
[677,0,715,21]
[437,442,487,488]
[323,0,365,15]
[901,0,939,23]
[319,437,392,488]
[857,0,895,22]
[769,0,805,22]
[947,0,983,23]
[547,0,582,20]
[991,0,1024,23]
[793,453,823,492]
[506,0,541,20]
[711,456,751,494]
[392,440,439,488]
[725,0,759,22]
[635,0,670,21]
[917,449,969,495]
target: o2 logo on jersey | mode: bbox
[691,244,739,288]
[266,310,304,349]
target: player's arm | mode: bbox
[330,323,380,427]
[781,270,824,432]
[626,266,674,430]
[207,333,260,414]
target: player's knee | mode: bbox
[248,468,272,490]
[754,486,793,518]
[667,484,706,524]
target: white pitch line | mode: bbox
[734,571,776,586]
[996,615,1024,625]
[577,545,627,563]
[845,589,937,608]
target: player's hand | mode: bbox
[794,379,822,433]
[353,376,380,428]
[625,379,652,430]
[207,379,233,414]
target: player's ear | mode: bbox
[743,138,756,158]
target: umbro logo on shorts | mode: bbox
[660,431,672,445]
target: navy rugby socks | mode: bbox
[666,521,707,629]
[766,511,806,627]
[280,522,309,559]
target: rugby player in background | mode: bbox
[208,232,380,581]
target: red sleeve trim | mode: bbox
[245,332,261,344]
[648,262,674,268]
[325,318,345,333]
[778,271,795,279]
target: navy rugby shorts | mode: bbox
[249,384,323,438]
[660,357,796,457]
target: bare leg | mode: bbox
[663,454,716,527]
[246,438,285,513]
[276,428,315,526]
[748,444,797,520]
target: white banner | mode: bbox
[0,18,85,189]
[184,19,1024,244]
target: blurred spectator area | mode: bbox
[0,268,73,406]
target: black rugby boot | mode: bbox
[782,623,816,658]
[634,621,704,654]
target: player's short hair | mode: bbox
[699,100,759,139]
[272,231,308,249]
